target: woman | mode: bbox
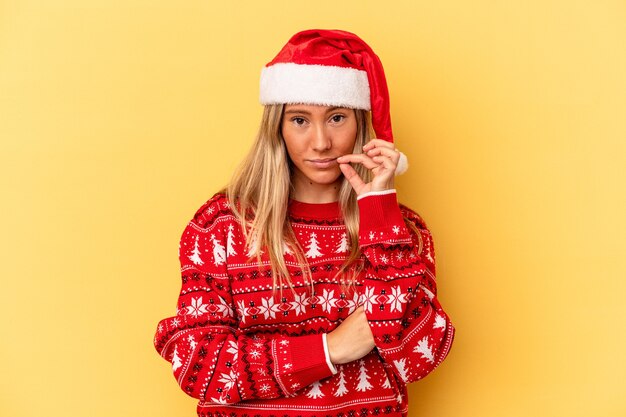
[154,29,455,417]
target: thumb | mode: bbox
[339,163,367,195]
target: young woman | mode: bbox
[154,29,455,417]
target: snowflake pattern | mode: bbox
[260,297,278,319]
[236,300,248,323]
[290,292,309,316]
[388,286,409,313]
[362,286,377,314]
[218,369,237,391]
[226,340,238,362]
[318,289,338,313]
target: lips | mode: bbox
[307,157,338,168]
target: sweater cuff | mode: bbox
[357,188,398,200]
[273,333,336,395]
[357,190,411,246]
[322,333,338,375]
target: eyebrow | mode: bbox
[284,106,345,115]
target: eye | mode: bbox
[291,117,307,126]
[330,114,346,123]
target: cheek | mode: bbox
[281,127,298,156]
[342,120,358,150]
[340,129,358,152]
[282,136,304,161]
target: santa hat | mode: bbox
[259,29,408,175]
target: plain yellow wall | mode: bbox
[1,1,625,416]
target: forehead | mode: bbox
[284,104,350,115]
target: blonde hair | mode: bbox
[222,104,374,298]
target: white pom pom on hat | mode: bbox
[260,29,409,175]
[395,151,408,175]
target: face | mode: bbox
[281,104,358,198]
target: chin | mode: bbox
[306,171,343,185]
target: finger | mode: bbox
[366,147,400,164]
[339,162,367,195]
[363,138,396,151]
[371,155,396,174]
[336,154,379,170]
[363,138,396,150]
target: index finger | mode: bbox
[363,138,396,151]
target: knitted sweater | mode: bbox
[153,190,455,417]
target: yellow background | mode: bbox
[1,1,625,416]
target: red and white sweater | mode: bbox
[153,190,455,417]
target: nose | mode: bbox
[311,123,331,151]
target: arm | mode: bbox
[153,196,335,404]
[357,190,455,383]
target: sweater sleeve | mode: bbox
[357,190,455,384]
[153,196,335,404]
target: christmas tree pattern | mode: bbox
[393,358,409,382]
[355,360,373,392]
[171,345,182,372]
[211,234,226,266]
[335,232,349,253]
[246,232,263,257]
[306,380,324,399]
[188,235,204,266]
[333,368,348,397]
[305,232,323,258]
[414,336,435,363]
[434,313,447,330]
[226,224,237,257]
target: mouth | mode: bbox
[307,157,338,168]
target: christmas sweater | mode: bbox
[153,190,455,417]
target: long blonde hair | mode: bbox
[222,104,374,298]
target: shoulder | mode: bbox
[398,201,436,271]
[188,192,232,229]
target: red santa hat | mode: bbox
[259,29,408,175]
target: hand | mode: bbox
[326,306,375,364]
[336,139,401,196]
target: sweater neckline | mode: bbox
[288,198,342,219]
